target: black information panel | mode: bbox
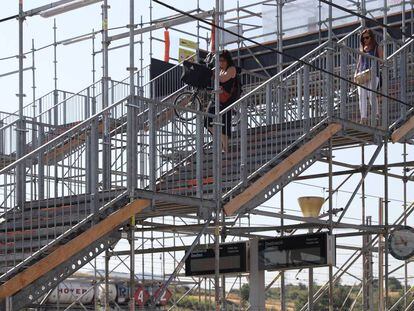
[185,242,247,276]
[259,233,334,271]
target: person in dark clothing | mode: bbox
[205,50,239,152]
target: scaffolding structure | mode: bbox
[0,0,413,310]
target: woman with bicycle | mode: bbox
[205,50,240,152]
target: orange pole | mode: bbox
[164,28,170,62]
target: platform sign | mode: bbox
[259,233,335,271]
[134,286,150,307]
[154,286,173,306]
[185,242,248,276]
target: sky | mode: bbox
[0,0,413,296]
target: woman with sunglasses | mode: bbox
[205,50,240,152]
[355,28,383,125]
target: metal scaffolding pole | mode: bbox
[378,198,385,311]
[127,1,137,309]
[213,0,222,309]
[280,189,286,311]
[31,39,37,201]
[102,0,111,190]
[328,139,334,311]
[403,143,408,309]
[16,0,26,209]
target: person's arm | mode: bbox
[219,66,236,83]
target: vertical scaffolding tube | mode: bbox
[280,190,286,311]
[16,0,25,208]
[102,0,111,190]
[360,0,367,28]
[213,1,222,309]
[326,0,334,118]
[127,0,137,308]
[31,39,37,200]
[53,19,59,198]
[276,0,283,123]
[378,198,384,311]
[384,141,389,309]
[328,139,334,311]
[403,143,408,309]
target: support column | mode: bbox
[381,0,389,129]
[276,0,284,124]
[383,140,389,309]
[378,198,384,311]
[213,1,222,310]
[280,189,286,311]
[328,139,334,311]
[127,1,137,309]
[105,250,110,311]
[53,19,59,198]
[403,143,408,309]
[364,216,374,311]
[101,0,111,190]
[16,0,26,208]
[326,0,334,118]
[308,229,314,311]
[38,97,45,200]
[249,238,265,310]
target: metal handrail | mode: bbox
[0,96,129,175]
[220,25,363,115]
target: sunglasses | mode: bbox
[362,36,371,41]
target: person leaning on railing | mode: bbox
[354,29,383,124]
[354,28,383,125]
[205,50,241,152]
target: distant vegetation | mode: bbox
[171,277,413,310]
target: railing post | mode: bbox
[90,117,99,214]
[240,101,248,188]
[196,109,203,199]
[148,99,156,192]
[265,83,272,124]
[16,117,26,207]
[400,51,407,118]
[38,98,45,200]
[381,62,389,129]
[326,49,334,118]
[62,92,67,125]
[340,47,347,119]
[297,70,303,119]
[370,61,378,126]
[85,88,92,193]
[0,120,4,156]
[277,79,284,123]
[303,65,310,132]
[102,0,111,190]
[127,96,138,192]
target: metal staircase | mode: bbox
[0,24,413,309]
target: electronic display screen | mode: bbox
[185,242,247,276]
[259,233,331,270]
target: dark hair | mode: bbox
[219,50,235,69]
[360,28,378,51]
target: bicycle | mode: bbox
[174,54,215,122]
[174,53,242,127]
[173,86,213,122]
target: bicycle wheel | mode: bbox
[174,91,201,122]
